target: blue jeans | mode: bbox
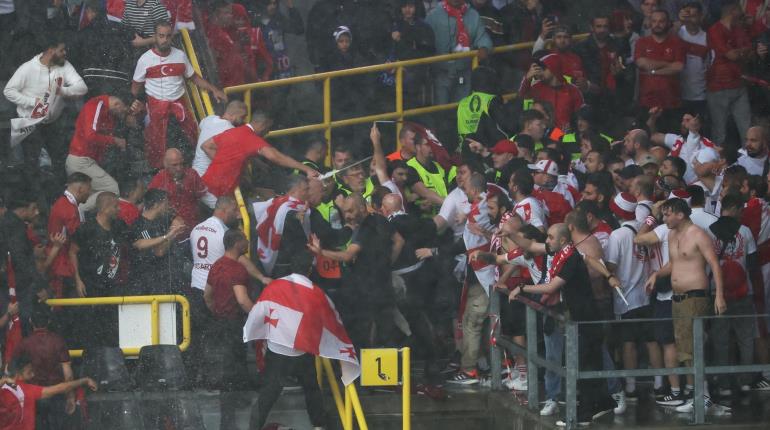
[603,344,622,394]
[432,65,472,105]
[544,315,564,401]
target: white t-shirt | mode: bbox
[678,26,707,101]
[502,248,543,283]
[635,199,653,224]
[193,115,233,176]
[737,151,768,176]
[691,180,722,216]
[514,196,546,229]
[190,216,228,290]
[713,225,757,295]
[664,132,713,183]
[438,187,471,239]
[605,220,650,314]
[652,224,672,301]
[133,47,194,101]
[690,207,718,238]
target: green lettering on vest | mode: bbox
[457,92,496,143]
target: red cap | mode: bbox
[540,53,563,81]
[610,192,638,221]
[491,139,519,156]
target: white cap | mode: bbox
[695,147,719,164]
[528,159,559,176]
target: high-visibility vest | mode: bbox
[337,177,375,201]
[314,201,346,279]
[293,159,322,175]
[407,157,447,216]
[561,132,613,161]
[457,91,496,141]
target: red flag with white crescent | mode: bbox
[243,274,360,385]
[4,252,22,365]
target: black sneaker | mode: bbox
[748,378,770,391]
[446,370,479,385]
[625,390,638,402]
[654,386,668,399]
[657,390,685,406]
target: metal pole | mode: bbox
[526,304,539,410]
[693,317,706,425]
[323,78,332,167]
[344,385,353,430]
[565,322,579,430]
[347,384,369,430]
[245,89,252,123]
[490,292,502,391]
[150,299,160,345]
[402,347,411,430]
[396,66,404,152]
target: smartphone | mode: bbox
[547,15,559,24]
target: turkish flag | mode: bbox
[4,252,22,365]
[243,274,360,385]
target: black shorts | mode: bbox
[618,305,655,343]
[653,299,675,345]
[501,297,526,337]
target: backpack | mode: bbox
[534,189,571,225]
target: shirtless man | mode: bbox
[644,198,725,411]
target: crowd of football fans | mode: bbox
[4,0,770,428]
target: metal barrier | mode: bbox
[45,295,191,358]
[223,35,587,164]
[316,356,369,430]
[180,28,214,121]
[489,291,770,429]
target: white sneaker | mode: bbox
[675,397,726,413]
[502,375,516,390]
[511,377,528,391]
[612,391,626,414]
[540,399,559,416]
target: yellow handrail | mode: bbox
[180,28,214,116]
[316,356,368,430]
[45,295,191,358]
[223,34,587,165]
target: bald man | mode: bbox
[380,192,441,374]
[503,222,617,425]
[148,148,212,236]
[737,126,769,176]
[193,100,248,177]
[308,193,404,347]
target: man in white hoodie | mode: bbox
[3,32,87,197]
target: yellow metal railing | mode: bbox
[223,35,587,165]
[180,28,214,120]
[316,356,368,430]
[45,295,191,358]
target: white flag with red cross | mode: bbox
[243,274,360,385]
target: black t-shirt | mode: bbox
[72,219,130,295]
[130,215,171,294]
[346,214,395,305]
[389,213,436,270]
[552,251,599,321]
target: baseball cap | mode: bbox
[695,147,719,164]
[618,164,644,179]
[491,139,518,156]
[528,159,559,176]
[610,192,638,221]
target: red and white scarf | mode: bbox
[443,1,470,52]
[253,196,310,276]
[541,244,574,306]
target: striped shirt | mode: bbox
[122,0,169,38]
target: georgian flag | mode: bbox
[243,274,360,385]
[253,196,310,276]
[463,193,497,295]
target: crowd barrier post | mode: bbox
[564,321,580,429]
